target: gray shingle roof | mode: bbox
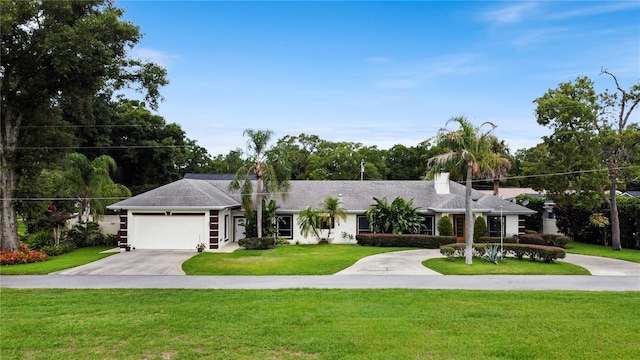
[109,178,535,215]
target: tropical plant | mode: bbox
[62,153,123,222]
[481,244,504,265]
[427,116,507,265]
[365,197,424,234]
[297,207,322,242]
[228,129,291,237]
[320,196,347,240]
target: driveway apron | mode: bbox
[54,250,198,275]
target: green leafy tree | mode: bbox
[427,116,506,264]
[534,73,640,250]
[228,129,290,238]
[62,153,127,222]
[321,196,347,240]
[366,197,424,234]
[297,206,322,242]
[0,0,167,250]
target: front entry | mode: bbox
[453,215,465,242]
[234,217,246,242]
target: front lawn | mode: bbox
[182,244,411,275]
[0,246,114,275]
[1,289,638,359]
[423,257,591,275]
[566,242,640,263]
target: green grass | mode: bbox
[423,257,591,275]
[17,219,27,235]
[183,244,412,275]
[566,241,640,263]
[1,289,638,359]
[0,246,114,275]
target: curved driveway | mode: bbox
[1,248,639,291]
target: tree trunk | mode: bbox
[1,166,19,251]
[256,176,263,238]
[609,176,621,251]
[465,165,474,265]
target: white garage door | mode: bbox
[131,213,207,250]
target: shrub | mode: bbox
[478,236,517,244]
[473,217,488,242]
[517,233,545,246]
[518,233,570,248]
[356,234,455,248]
[66,221,105,247]
[0,244,49,265]
[40,244,75,256]
[438,216,453,236]
[440,243,566,263]
[540,234,571,248]
[24,231,55,250]
[239,237,273,250]
[104,234,118,247]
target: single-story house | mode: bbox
[107,173,536,250]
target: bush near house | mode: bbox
[473,217,488,242]
[437,216,453,236]
[238,237,274,250]
[518,233,571,248]
[440,243,566,263]
[356,234,455,248]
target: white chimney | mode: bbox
[434,172,450,194]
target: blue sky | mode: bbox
[116,0,640,157]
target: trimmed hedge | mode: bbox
[440,243,566,263]
[356,234,456,248]
[238,237,274,250]
[518,233,570,248]
[478,236,518,244]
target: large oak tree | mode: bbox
[1,0,167,250]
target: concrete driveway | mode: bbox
[54,250,198,275]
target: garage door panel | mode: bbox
[132,214,206,250]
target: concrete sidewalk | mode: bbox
[1,274,638,291]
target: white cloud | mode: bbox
[546,1,640,20]
[130,47,181,67]
[481,2,540,25]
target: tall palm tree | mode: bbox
[427,116,505,265]
[321,196,347,240]
[228,129,290,238]
[62,153,118,222]
[481,137,513,196]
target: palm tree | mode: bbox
[427,116,505,265]
[62,153,118,222]
[298,206,322,241]
[365,196,423,234]
[321,196,347,241]
[228,129,290,238]
[481,137,513,196]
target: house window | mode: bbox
[277,215,293,238]
[488,216,505,237]
[419,215,435,235]
[319,216,335,229]
[357,215,371,234]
